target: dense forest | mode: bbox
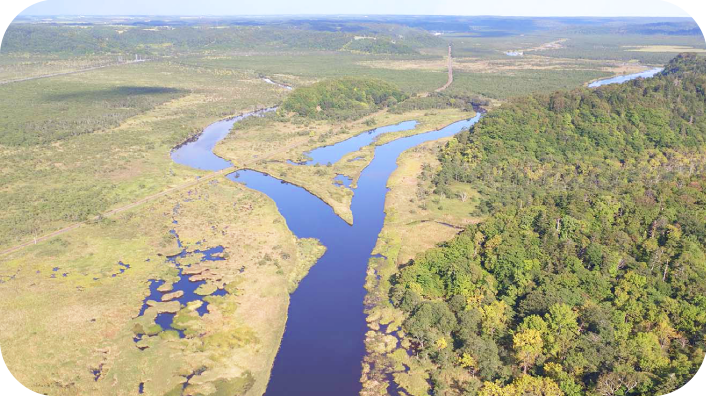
[344,38,417,55]
[392,54,706,396]
[280,77,407,120]
[1,23,439,56]
[0,24,350,55]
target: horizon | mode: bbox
[18,0,691,18]
[15,14,697,18]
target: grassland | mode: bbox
[178,52,447,94]
[446,33,706,63]
[0,60,286,250]
[436,33,706,99]
[624,45,706,53]
[0,176,323,396]
[360,138,481,396]
[0,53,122,83]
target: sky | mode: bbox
[19,0,691,17]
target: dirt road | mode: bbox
[435,45,453,92]
[0,59,149,86]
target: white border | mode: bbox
[0,1,705,395]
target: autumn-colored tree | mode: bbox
[480,300,510,338]
[458,352,478,377]
[480,376,564,396]
[514,328,544,374]
[544,304,578,359]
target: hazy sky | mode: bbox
[20,0,691,17]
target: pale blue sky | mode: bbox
[20,0,690,17]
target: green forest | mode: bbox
[1,23,440,56]
[392,53,706,396]
[280,77,407,120]
[344,38,417,55]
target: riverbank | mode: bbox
[361,138,482,396]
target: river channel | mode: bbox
[169,67,658,395]
[588,67,663,87]
[171,108,480,395]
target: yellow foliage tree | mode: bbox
[514,328,544,374]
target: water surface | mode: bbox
[170,108,275,171]
[233,114,481,396]
[290,120,418,166]
[172,109,480,395]
[165,63,661,394]
[588,67,663,88]
[262,78,293,90]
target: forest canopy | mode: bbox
[280,77,407,120]
[391,53,706,396]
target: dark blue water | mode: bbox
[172,106,481,395]
[289,120,418,166]
[588,67,663,88]
[170,107,276,171]
[229,113,481,396]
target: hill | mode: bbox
[280,77,407,120]
[389,53,706,396]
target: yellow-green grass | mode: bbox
[0,60,286,250]
[215,107,475,224]
[361,139,481,396]
[358,55,647,75]
[0,177,323,396]
[624,45,706,53]
[0,53,122,83]
[178,52,447,95]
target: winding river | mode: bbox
[169,67,660,395]
[172,108,481,395]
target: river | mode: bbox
[171,108,480,395]
[169,66,659,395]
[588,67,663,88]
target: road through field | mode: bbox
[435,44,453,92]
[0,59,150,85]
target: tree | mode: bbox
[596,371,642,396]
[458,352,478,377]
[514,328,544,374]
[396,54,706,396]
[435,337,448,351]
[545,304,579,358]
[631,332,669,371]
[480,300,510,338]
[480,376,564,396]
[479,381,504,396]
